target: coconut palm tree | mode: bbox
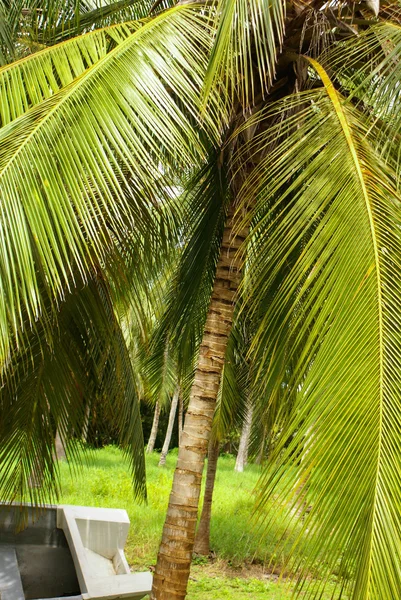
[2,2,401,600]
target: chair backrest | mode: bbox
[57,505,152,600]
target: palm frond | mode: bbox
[325,22,401,161]
[0,20,141,126]
[239,61,401,598]
[0,5,221,374]
[160,149,230,377]
[0,275,146,505]
[50,0,176,42]
[144,331,178,409]
[0,1,14,65]
[204,0,286,107]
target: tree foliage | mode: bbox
[1,1,401,598]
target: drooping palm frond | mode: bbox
[325,21,401,158]
[204,0,287,107]
[239,59,401,598]
[49,0,176,42]
[0,0,85,54]
[0,274,146,506]
[144,329,179,409]
[0,20,141,126]
[1,0,175,60]
[141,147,232,424]
[212,308,248,441]
[0,5,222,377]
[119,212,182,406]
[159,150,230,375]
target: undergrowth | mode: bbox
[54,446,347,600]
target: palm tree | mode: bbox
[234,398,253,472]
[147,5,401,599]
[146,401,161,452]
[2,2,401,600]
[158,386,180,466]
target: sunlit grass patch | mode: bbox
[54,446,347,599]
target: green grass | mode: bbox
[188,575,293,599]
[54,446,346,600]
[187,574,344,599]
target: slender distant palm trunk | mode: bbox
[147,401,161,454]
[159,389,180,466]
[255,424,268,465]
[193,439,220,556]
[55,427,66,461]
[235,401,253,472]
[28,456,44,488]
[151,206,248,600]
[82,403,90,443]
[178,396,184,446]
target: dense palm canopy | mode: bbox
[1,0,401,599]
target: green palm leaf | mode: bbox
[241,60,401,598]
[169,150,230,370]
[0,5,220,374]
[145,332,179,409]
[0,20,141,126]
[50,0,176,42]
[204,0,286,106]
[145,146,230,400]
[0,275,146,505]
[325,22,401,160]
[0,1,14,65]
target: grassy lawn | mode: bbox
[54,446,346,600]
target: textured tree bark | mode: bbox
[178,396,184,446]
[234,401,253,472]
[147,401,161,454]
[159,389,180,467]
[193,439,220,556]
[151,206,248,600]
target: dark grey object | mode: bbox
[0,503,81,600]
[0,545,25,600]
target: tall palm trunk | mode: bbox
[147,401,161,454]
[235,400,253,472]
[159,389,180,467]
[193,439,220,556]
[151,206,248,600]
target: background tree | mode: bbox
[146,402,161,453]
